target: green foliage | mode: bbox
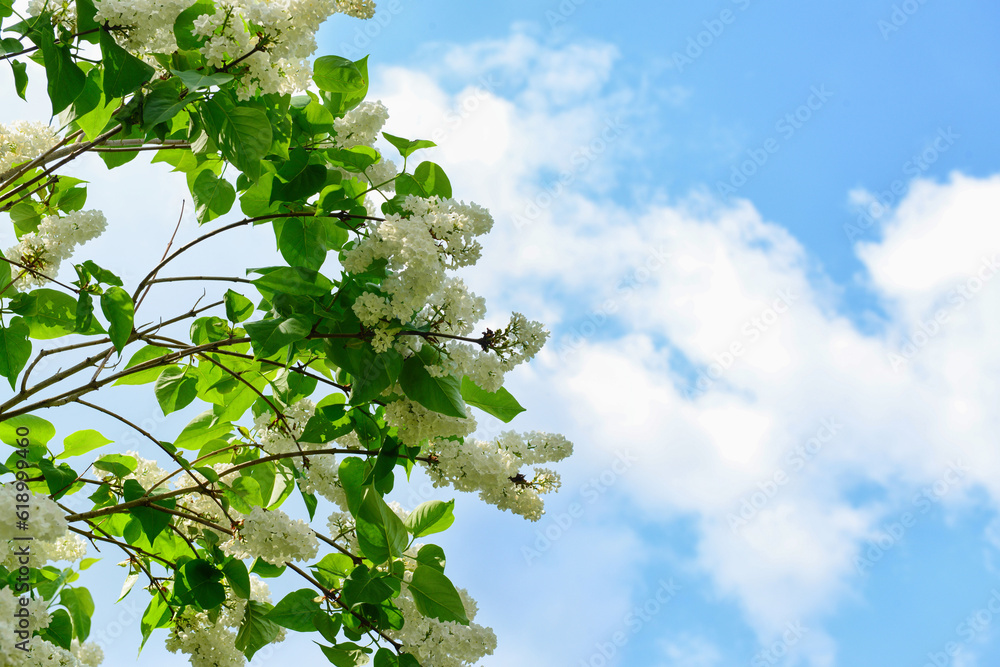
[0,9,562,664]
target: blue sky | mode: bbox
[4,1,1000,666]
[310,1,1000,665]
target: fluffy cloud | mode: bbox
[366,26,1000,665]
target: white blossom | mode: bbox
[390,584,497,667]
[425,431,573,521]
[384,397,477,447]
[334,101,389,149]
[345,195,494,327]
[221,506,318,565]
[166,575,281,667]
[0,485,68,542]
[0,121,58,175]
[71,640,104,667]
[4,210,107,290]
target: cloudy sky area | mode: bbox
[4,0,1000,665]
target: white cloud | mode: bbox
[364,26,1000,666]
[657,635,723,667]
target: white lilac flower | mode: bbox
[220,506,318,565]
[384,397,477,447]
[390,584,497,667]
[425,431,573,521]
[334,100,390,149]
[345,195,494,328]
[0,121,58,175]
[166,573,282,667]
[0,484,68,542]
[4,210,107,290]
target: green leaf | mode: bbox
[415,544,446,572]
[250,266,334,297]
[299,413,352,446]
[318,56,369,116]
[407,565,469,625]
[60,587,94,641]
[38,459,79,500]
[192,169,236,223]
[272,164,327,204]
[140,594,171,651]
[245,317,310,359]
[174,410,232,450]
[223,559,251,599]
[123,479,175,542]
[267,589,322,632]
[250,558,285,578]
[100,286,134,354]
[143,79,201,127]
[93,453,137,478]
[36,26,85,114]
[313,56,366,93]
[355,486,408,566]
[0,317,31,390]
[274,217,327,271]
[313,612,342,644]
[75,0,100,34]
[154,366,198,415]
[75,71,117,141]
[311,552,354,590]
[177,559,226,609]
[235,600,280,661]
[382,133,436,159]
[170,68,234,91]
[399,354,466,419]
[342,564,394,607]
[0,413,54,446]
[75,292,95,333]
[114,345,173,385]
[404,499,455,538]
[203,97,272,181]
[224,290,254,323]
[413,161,452,198]
[9,289,78,339]
[40,608,73,650]
[326,146,378,173]
[57,429,112,459]
[118,572,139,602]
[10,60,28,100]
[228,475,262,508]
[99,28,154,98]
[460,377,525,423]
[173,0,214,50]
[81,260,123,286]
[318,643,371,667]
